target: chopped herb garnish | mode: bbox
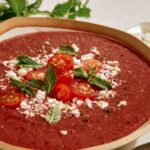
[89,76,112,90]
[17,55,43,69]
[73,67,112,90]
[88,67,96,79]
[59,45,77,55]
[27,79,45,91]
[44,65,57,93]
[10,78,36,96]
[73,67,88,79]
[44,104,62,124]
[0,0,91,22]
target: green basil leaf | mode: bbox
[5,0,27,16]
[68,7,76,19]
[59,45,77,55]
[88,67,96,79]
[77,6,91,17]
[89,76,112,90]
[44,104,62,124]
[27,79,45,91]
[73,67,88,79]
[50,0,73,17]
[10,78,36,96]
[17,55,43,69]
[27,0,42,12]
[44,65,57,93]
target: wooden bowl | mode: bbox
[0,17,150,150]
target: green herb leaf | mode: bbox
[77,6,90,17]
[27,79,45,91]
[88,67,96,79]
[44,104,62,124]
[50,0,73,17]
[44,65,57,93]
[17,55,42,69]
[59,45,77,55]
[5,0,26,16]
[10,78,36,96]
[89,76,112,90]
[73,67,88,79]
[27,0,42,12]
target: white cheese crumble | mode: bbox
[35,90,46,102]
[90,47,100,55]
[1,59,18,69]
[17,68,27,76]
[85,98,93,109]
[81,53,95,60]
[96,101,109,109]
[60,130,68,135]
[72,43,79,52]
[117,101,127,107]
[73,57,81,68]
[20,101,30,109]
[5,70,19,80]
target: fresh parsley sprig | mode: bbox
[17,55,43,69]
[73,67,112,90]
[0,0,91,22]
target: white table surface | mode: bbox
[1,0,150,148]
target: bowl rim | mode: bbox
[0,17,150,150]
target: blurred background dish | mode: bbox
[127,22,150,47]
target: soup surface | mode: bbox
[0,31,150,150]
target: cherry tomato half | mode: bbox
[26,67,47,80]
[71,79,95,100]
[51,83,72,103]
[57,72,73,84]
[48,53,74,75]
[82,59,102,73]
[0,90,25,108]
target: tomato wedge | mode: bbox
[82,59,102,73]
[51,83,72,103]
[57,72,73,84]
[71,79,95,100]
[48,53,73,75]
[0,90,25,108]
[26,67,47,80]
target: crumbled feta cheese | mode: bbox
[1,59,18,69]
[35,90,46,102]
[73,57,81,68]
[17,68,27,76]
[96,101,109,109]
[90,47,100,55]
[60,130,68,135]
[81,53,95,60]
[20,101,30,109]
[52,48,59,54]
[117,101,127,107]
[71,108,80,117]
[72,43,79,52]
[5,70,19,80]
[85,98,93,108]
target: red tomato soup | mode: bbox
[0,31,150,150]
